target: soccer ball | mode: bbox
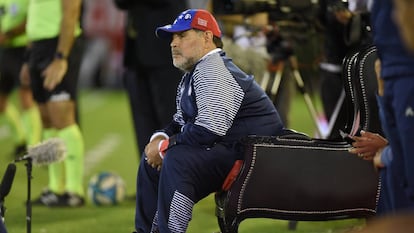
[88,171,126,206]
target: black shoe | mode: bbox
[58,192,85,207]
[32,190,85,207]
[32,190,63,206]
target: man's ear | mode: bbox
[204,30,214,43]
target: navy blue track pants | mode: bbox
[134,143,238,233]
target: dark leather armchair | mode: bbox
[215,46,382,233]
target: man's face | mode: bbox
[393,0,414,51]
[170,29,206,72]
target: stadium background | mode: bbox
[0,0,364,232]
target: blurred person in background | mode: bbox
[393,0,414,52]
[216,12,295,127]
[318,0,352,139]
[0,0,41,157]
[370,0,414,213]
[318,0,372,139]
[79,0,125,88]
[113,0,187,160]
[22,0,85,207]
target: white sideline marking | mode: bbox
[84,133,121,176]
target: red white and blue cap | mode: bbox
[156,9,222,38]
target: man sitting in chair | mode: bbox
[132,9,284,233]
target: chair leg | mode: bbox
[217,216,240,233]
[217,215,227,233]
[215,191,237,233]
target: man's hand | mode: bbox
[42,59,68,91]
[349,130,388,160]
[144,137,164,170]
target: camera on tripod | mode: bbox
[213,0,319,21]
[213,0,277,15]
[213,0,320,44]
[213,0,325,137]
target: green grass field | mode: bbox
[0,89,363,233]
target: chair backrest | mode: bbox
[341,50,361,136]
[354,45,383,135]
[329,45,382,139]
[325,49,360,140]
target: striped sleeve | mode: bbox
[192,53,244,136]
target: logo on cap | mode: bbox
[155,9,222,38]
[184,13,192,20]
[198,18,208,27]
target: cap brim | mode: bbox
[155,24,192,38]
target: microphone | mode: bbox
[14,138,67,166]
[0,163,16,202]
